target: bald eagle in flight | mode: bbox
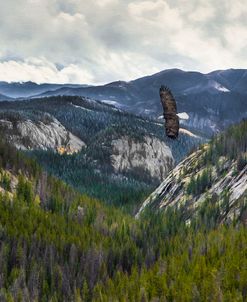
[159,85,179,139]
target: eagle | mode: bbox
[159,85,179,139]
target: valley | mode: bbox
[0,117,246,301]
[0,70,246,301]
[0,95,202,213]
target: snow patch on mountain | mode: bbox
[101,100,119,106]
[71,103,93,112]
[179,128,199,138]
[213,82,230,92]
[177,112,189,120]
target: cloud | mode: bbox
[0,0,246,84]
[128,0,183,30]
[0,58,94,84]
[224,24,247,52]
[188,3,215,22]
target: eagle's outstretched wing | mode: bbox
[159,85,179,139]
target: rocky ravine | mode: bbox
[136,143,247,222]
[111,135,174,182]
[0,116,85,153]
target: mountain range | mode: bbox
[1,68,247,136]
[0,81,86,99]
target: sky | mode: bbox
[0,0,247,84]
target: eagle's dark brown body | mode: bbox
[159,85,179,139]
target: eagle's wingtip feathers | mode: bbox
[160,85,171,93]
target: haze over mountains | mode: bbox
[1,68,247,136]
[0,81,86,99]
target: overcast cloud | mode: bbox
[0,0,247,84]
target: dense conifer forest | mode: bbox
[0,120,246,301]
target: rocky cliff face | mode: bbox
[137,122,247,222]
[0,116,85,152]
[111,135,174,181]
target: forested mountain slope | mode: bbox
[137,119,247,225]
[1,130,247,301]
